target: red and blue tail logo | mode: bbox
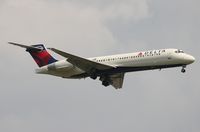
[26,44,57,67]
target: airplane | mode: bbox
[9,42,195,89]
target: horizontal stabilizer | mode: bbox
[8,42,42,51]
[9,42,57,67]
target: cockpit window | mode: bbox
[175,49,184,53]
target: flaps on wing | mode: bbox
[8,42,42,52]
[100,73,125,89]
[110,73,125,89]
[48,48,116,73]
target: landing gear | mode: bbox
[102,81,110,87]
[181,68,186,73]
[100,75,110,87]
[90,74,97,80]
[89,69,98,80]
[181,66,186,73]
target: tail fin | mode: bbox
[26,44,57,67]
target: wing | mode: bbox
[48,48,124,89]
[48,48,116,74]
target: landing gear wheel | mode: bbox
[181,68,186,73]
[102,81,110,87]
[90,75,97,80]
[90,69,98,80]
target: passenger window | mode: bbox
[176,50,184,53]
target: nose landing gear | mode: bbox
[181,68,186,73]
[181,66,186,73]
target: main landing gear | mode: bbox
[102,80,110,87]
[181,66,186,73]
[89,69,98,80]
[90,75,110,87]
[100,76,110,87]
[90,74,97,80]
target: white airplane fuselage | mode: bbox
[9,41,195,89]
[36,48,195,79]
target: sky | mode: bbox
[0,0,200,132]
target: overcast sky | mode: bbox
[0,0,200,132]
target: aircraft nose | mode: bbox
[185,55,195,64]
